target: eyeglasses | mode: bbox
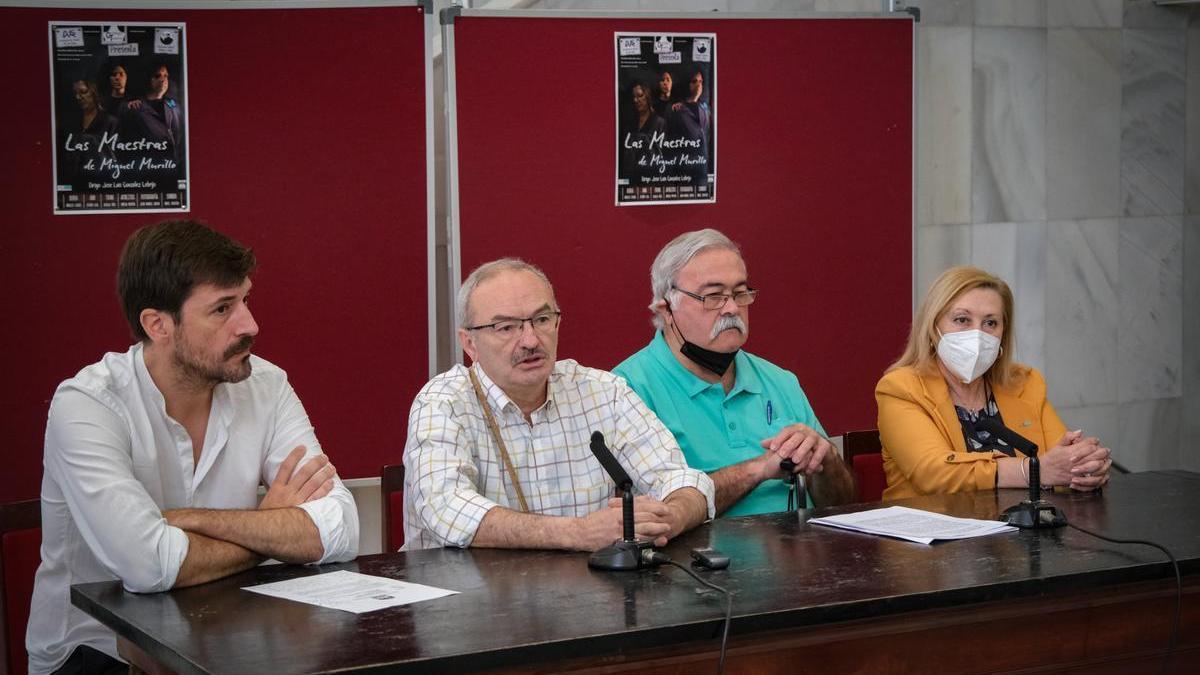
[672,285,758,311]
[465,311,562,339]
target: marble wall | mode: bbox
[906,0,1197,473]
[450,0,1199,472]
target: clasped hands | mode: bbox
[1039,430,1112,491]
[757,423,834,482]
[574,495,688,552]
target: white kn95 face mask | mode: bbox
[936,329,1000,384]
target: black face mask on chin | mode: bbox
[667,306,737,376]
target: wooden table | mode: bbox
[73,471,1200,674]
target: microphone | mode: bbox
[589,431,633,489]
[975,418,1037,457]
[587,431,651,570]
[780,458,795,476]
[974,419,1066,529]
[779,459,805,511]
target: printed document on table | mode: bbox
[809,505,1017,544]
[243,570,458,613]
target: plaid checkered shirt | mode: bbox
[401,360,715,550]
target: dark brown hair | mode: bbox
[117,220,256,341]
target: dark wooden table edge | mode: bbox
[73,560,1194,675]
[67,471,1200,674]
[479,575,1200,675]
[70,585,209,675]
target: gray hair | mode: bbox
[456,257,556,329]
[648,228,741,329]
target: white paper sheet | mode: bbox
[243,570,458,613]
[809,505,1018,544]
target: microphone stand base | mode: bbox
[1002,500,1068,529]
[588,540,653,571]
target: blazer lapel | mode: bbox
[920,372,968,454]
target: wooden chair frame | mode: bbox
[1,499,41,675]
[380,465,405,552]
[841,430,883,503]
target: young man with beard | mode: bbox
[614,229,855,516]
[27,220,359,675]
[402,258,713,551]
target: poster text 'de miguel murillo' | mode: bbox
[49,21,189,215]
[615,32,716,206]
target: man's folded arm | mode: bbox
[260,381,361,563]
[46,389,190,593]
[172,532,262,588]
[163,506,324,563]
[163,456,360,564]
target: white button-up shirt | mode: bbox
[402,360,715,550]
[27,344,359,674]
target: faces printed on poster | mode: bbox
[615,32,715,205]
[73,80,99,112]
[689,71,703,101]
[632,83,652,115]
[108,64,127,96]
[148,65,170,99]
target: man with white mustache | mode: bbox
[402,258,713,551]
[615,229,855,516]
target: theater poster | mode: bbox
[49,22,189,214]
[615,32,716,206]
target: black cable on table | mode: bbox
[645,553,734,675]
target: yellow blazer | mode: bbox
[875,365,1067,500]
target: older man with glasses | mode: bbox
[614,229,855,516]
[401,258,713,551]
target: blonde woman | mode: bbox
[876,266,1111,499]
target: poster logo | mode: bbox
[658,52,681,64]
[618,37,640,56]
[693,38,711,62]
[55,27,84,48]
[101,25,127,45]
[108,43,139,57]
[155,28,179,54]
[653,35,673,54]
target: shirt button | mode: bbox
[728,422,736,431]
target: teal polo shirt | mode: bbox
[614,331,825,517]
